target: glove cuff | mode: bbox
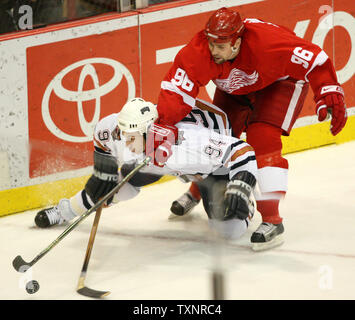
[231,171,256,188]
[315,85,344,101]
[226,180,252,196]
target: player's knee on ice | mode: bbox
[197,175,227,220]
[196,175,249,239]
[209,218,248,240]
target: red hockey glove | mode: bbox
[146,124,178,167]
[315,85,347,136]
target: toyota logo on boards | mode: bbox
[41,58,136,143]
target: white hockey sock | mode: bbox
[69,190,94,216]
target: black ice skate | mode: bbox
[35,207,64,228]
[251,222,284,251]
[34,199,76,228]
[169,192,200,219]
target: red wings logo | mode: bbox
[214,68,259,93]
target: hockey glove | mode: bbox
[224,171,256,221]
[146,123,178,167]
[315,85,347,136]
[85,150,119,204]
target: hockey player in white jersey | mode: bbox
[34,98,257,240]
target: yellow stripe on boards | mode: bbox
[0,174,175,217]
[282,114,355,154]
[0,176,90,217]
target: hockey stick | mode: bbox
[12,157,151,274]
[212,269,225,300]
[76,206,109,298]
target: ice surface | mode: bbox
[1,141,355,300]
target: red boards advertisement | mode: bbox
[27,26,139,178]
[26,0,354,178]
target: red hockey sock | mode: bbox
[256,195,284,225]
[189,182,202,201]
[247,123,287,225]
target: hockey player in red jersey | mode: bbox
[157,7,348,251]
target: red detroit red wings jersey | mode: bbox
[157,18,338,125]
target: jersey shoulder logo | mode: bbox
[214,68,259,93]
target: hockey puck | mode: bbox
[25,280,40,294]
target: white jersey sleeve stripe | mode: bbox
[305,50,329,82]
[228,154,257,180]
[222,140,246,164]
[281,80,305,132]
[195,99,230,134]
[161,80,196,108]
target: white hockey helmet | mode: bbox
[117,98,158,134]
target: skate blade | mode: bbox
[168,212,190,220]
[168,207,195,220]
[251,234,284,252]
[168,213,180,220]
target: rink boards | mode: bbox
[0,0,354,216]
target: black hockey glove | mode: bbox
[85,150,119,204]
[224,171,256,220]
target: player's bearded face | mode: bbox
[122,131,145,154]
[208,40,238,64]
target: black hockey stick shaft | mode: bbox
[212,270,225,300]
[13,157,151,272]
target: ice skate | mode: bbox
[169,192,200,219]
[34,199,77,228]
[251,222,284,251]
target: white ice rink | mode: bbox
[1,141,355,300]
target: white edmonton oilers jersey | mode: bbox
[93,99,257,181]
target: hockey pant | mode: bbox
[196,174,250,240]
[188,123,287,225]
